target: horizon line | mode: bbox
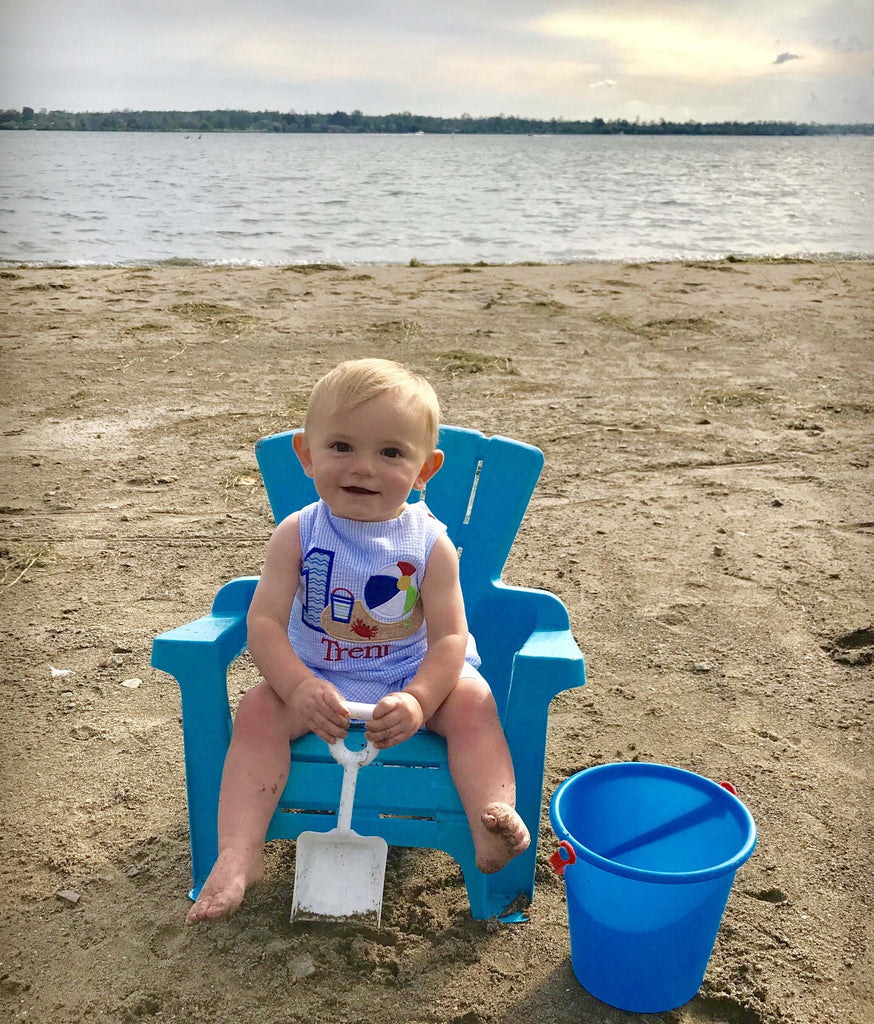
[4,106,874,129]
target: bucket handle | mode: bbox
[549,840,576,876]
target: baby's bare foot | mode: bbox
[185,849,262,924]
[476,802,531,874]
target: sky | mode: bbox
[1,1,872,124]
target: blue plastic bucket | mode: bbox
[549,762,756,1013]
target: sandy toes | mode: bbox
[185,850,262,924]
[476,802,531,874]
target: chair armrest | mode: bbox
[479,579,574,634]
[150,576,259,895]
[210,575,260,617]
[500,583,585,723]
[505,624,586,726]
[150,576,259,695]
[497,591,585,883]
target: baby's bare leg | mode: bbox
[186,682,302,923]
[428,678,530,874]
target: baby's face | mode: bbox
[297,391,439,521]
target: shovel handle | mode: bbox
[329,736,379,767]
[343,700,378,722]
[328,702,379,767]
[330,730,378,831]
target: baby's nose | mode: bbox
[352,453,376,475]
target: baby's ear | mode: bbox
[414,450,444,490]
[292,431,314,477]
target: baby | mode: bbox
[187,358,529,923]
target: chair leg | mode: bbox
[182,712,232,896]
[457,842,537,920]
[424,797,535,919]
[164,661,233,897]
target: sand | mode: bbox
[1,259,872,1024]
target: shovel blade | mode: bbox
[291,828,388,927]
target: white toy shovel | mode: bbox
[290,702,388,927]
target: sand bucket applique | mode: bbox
[329,587,355,623]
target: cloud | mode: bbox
[535,10,777,80]
[774,52,804,64]
[589,79,618,89]
[822,36,867,54]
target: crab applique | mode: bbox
[350,619,380,639]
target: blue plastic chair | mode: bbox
[151,426,585,920]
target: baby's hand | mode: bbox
[366,692,424,749]
[287,676,349,743]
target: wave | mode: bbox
[2,251,872,271]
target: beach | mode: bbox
[1,258,872,1024]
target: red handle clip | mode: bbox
[549,840,576,876]
[719,781,738,796]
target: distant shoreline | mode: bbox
[3,107,873,136]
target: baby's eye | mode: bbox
[330,441,353,453]
[381,447,404,459]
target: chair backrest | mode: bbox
[254,426,544,708]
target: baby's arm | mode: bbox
[367,532,468,748]
[247,513,349,743]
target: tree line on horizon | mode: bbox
[2,107,872,135]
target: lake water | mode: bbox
[0,131,871,265]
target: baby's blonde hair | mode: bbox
[306,358,440,450]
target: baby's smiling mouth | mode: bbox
[343,485,379,495]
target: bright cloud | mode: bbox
[535,10,797,79]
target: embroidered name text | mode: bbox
[321,637,390,662]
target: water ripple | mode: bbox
[0,132,871,264]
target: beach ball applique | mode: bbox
[364,561,420,622]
